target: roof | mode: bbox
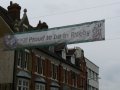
[0,6,13,29]
[37,48,81,70]
[0,3,81,71]
[67,49,76,56]
[85,57,99,68]
[54,43,66,51]
[0,16,13,37]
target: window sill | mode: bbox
[34,72,45,77]
[51,78,58,82]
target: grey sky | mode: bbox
[1,0,120,90]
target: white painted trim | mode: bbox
[25,49,30,53]
[23,24,28,29]
[41,56,45,60]
[35,54,40,57]
[62,63,80,74]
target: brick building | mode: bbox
[0,2,87,90]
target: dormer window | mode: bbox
[71,55,75,64]
[62,49,66,60]
[54,43,67,60]
[49,46,54,53]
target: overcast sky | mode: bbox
[1,0,120,90]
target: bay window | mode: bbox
[17,78,29,90]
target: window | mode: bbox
[49,46,54,52]
[91,71,94,79]
[94,73,97,81]
[88,85,92,90]
[62,49,66,59]
[17,50,22,67]
[89,69,92,78]
[93,72,96,80]
[17,50,30,70]
[51,64,57,80]
[35,83,45,90]
[96,74,99,82]
[75,74,77,87]
[56,51,62,56]
[64,69,68,83]
[92,87,94,90]
[66,56,71,62]
[38,57,43,74]
[35,56,43,75]
[50,87,59,90]
[24,51,29,70]
[63,69,65,82]
[71,55,75,64]
[17,78,29,90]
[71,72,77,87]
[63,69,66,83]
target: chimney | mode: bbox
[36,21,48,29]
[41,22,48,29]
[7,1,21,21]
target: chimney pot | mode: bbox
[10,1,12,6]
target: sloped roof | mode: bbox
[0,6,13,29]
[36,48,80,70]
[0,16,13,37]
[54,43,66,51]
[67,49,76,56]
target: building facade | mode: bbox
[0,2,87,90]
[85,58,99,90]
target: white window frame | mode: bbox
[35,83,45,90]
[62,49,66,60]
[51,63,58,80]
[17,51,22,68]
[71,55,75,64]
[50,87,59,90]
[49,46,54,52]
[17,49,30,70]
[17,78,29,90]
[63,68,68,83]
[35,56,44,75]
[24,50,30,70]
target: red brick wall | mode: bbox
[17,51,87,90]
[31,52,36,90]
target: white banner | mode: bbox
[3,20,105,49]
